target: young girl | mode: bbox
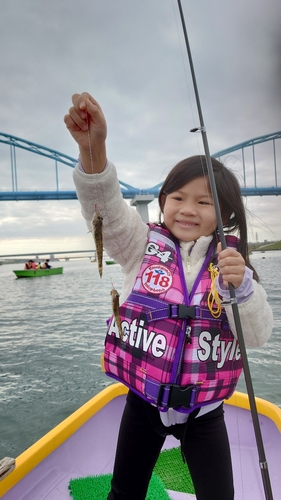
[64,93,273,500]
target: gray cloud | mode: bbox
[1,0,281,253]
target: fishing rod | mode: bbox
[176,1,273,499]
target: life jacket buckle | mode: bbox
[168,304,196,319]
[157,383,197,408]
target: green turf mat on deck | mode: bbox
[69,472,172,500]
[154,446,195,494]
[69,446,195,498]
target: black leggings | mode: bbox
[107,391,234,500]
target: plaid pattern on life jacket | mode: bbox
[104,225,243,413]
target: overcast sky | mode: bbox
[1,0,281,257]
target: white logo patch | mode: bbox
[145,242,172,263]
[142,264,173,294]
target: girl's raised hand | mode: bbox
[64,93,107,173]
[217,242,245,288]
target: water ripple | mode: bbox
[0,254,280,458]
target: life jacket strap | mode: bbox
[146,304,222,322]
[145,378,198,409]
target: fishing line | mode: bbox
[172,0,219,248]
[246,206,280,242]
[87,115,94,175]
[171,0,197,136]
[87,112,104,278]
[176,1,273,499]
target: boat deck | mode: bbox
[1,391,281,499]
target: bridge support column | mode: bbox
[130,195,154,223]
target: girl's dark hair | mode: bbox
[158,155,258,281]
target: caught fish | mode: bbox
[91,208,103,278]
[110,287,123,340]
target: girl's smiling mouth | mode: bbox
[176,220,198,227]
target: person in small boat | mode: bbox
[41,259,51,269]
[64,93,273,500]
[30,260,37,269]
[24,261,32,269]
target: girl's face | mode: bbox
[162,176,217,242]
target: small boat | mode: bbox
[1,383,281,499]
[13,267,63,278]
[105,260,117,265]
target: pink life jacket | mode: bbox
[104,224,243,413]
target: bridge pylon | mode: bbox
[130,195,155,222]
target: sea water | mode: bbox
[0,252,280,459]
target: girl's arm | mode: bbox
[73,160,149,275]
[222,281,273,347]
[216,244,273,346]
[65,92,149,276]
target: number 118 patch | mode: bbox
[141,264,173,294]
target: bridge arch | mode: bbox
[0,130,280,201]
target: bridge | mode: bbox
[1,131,280,205]
[0,249,97,262]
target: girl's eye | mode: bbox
[199,200,211,205]
[173,196,182,201]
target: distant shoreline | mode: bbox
[250,241,281,252]
[1,242,280,265]
[251,248,281,252]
